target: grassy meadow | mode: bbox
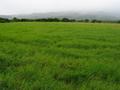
[0,22,120,90]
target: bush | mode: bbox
[117,20,120,23]
[0,17,10,23]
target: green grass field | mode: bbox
[0,22,120,90]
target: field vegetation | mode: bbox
[0,22,120,90]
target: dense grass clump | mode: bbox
[0,22,120,90]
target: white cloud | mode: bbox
[0,0,120,15]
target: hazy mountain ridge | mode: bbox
[0,11,120,21]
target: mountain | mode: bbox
[0,15,13,19]
[0,11,120,21]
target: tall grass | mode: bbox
[0,22,120,90]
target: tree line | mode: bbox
[0,17,120,23]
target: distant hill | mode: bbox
[0,11,120,21]
[0,15,13,19]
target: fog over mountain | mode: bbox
[0,11,120,21]
[0,0,120,20]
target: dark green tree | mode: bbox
[0,17,10,23]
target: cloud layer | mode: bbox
[0,0,120,15]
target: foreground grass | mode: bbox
[0,22,120,90]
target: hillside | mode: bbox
[0,11,120,21]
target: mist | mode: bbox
[0,0,120,15]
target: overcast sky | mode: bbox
[0,0,120,15]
